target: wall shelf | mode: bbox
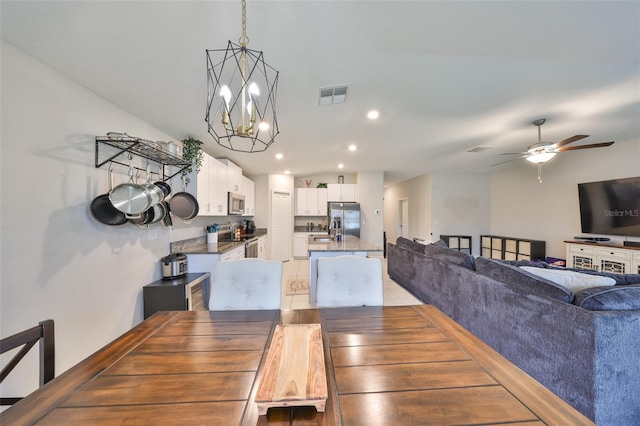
[95,136,191,181]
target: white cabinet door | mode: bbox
[195,153,212,216]
[241,176,255,216]
[220,159,242,193]
[327,184,357,202]
[293,233,310,258]
[295,188,309,215]
[316,188,328,215]
[209,157,228,216]
[221,245,245,261]
[258,236,267,259]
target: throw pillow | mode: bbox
[573,284,640,311]
[520,266,616,293]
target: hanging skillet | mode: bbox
[90,164,128,226]
[169,176,199,221]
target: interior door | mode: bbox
[271,191,291,261]
[399,198,409,239]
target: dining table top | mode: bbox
[2,305,593,425]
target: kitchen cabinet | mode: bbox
[194,154,228,216]
[565,241,636,274]
[221,245,245,261]
[241,176,255,216]
[481,235,545,261]
[258,235,267,259]
[220,159,242,193]
[143,273,210,319]
[327,183,357,202]
[294,232,313,259]
[295,188,328,216]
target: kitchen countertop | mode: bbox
[307,234,382,253]
[181,230,267,255]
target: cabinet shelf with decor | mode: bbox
[481,235,545,261]
[440,235,472,254]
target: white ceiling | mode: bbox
[2,1,639,186]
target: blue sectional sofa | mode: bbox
[387,237,640,426]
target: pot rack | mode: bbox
[95,135,191,181]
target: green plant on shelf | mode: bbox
[181,137,204,185]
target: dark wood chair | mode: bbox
[0,319,55,406]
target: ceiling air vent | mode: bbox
[319,85,349,106]
[467,146,493,153]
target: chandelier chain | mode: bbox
[239,0,249,47]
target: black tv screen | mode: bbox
[578,177,640,237]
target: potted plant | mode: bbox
[181,137,204,185]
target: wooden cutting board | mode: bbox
[255,324,327,415]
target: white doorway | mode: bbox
[271,191,291,261]
[398,198,409,239]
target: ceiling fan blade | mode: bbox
[491,155,528,167]
[554,135,589,148]
[558,141,614,151]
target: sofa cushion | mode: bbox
[573,284,640,310]
[549,267,640,285]
[423,244,475,270]
[474,257,573,303]
[520,266,616,293]
[395,237,427,253]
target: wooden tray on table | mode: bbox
[255,324,328,415]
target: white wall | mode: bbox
[383,174,433,244]
[491,140,640,258]
[356,171,384,248]
[430,173,491,255]
[0,41,177,396]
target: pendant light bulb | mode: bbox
[220,85,232,111]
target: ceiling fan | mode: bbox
[493,118,615,182]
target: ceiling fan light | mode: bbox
[526,152,556,164]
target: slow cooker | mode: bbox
[161,253,188,279]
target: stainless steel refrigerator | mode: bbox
[328,202,360,238]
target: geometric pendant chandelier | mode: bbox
[205,0,279,153]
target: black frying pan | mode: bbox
[169,191,199,220]
[90,166,127,226]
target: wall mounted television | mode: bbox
[578,176,640,237]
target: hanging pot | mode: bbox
[110,159,154,215]
[148,202,167,225]
[169,177,199,221]
[90,165,128,226]
[128,208,154,228]
[162,201,173,227]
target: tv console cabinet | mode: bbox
[565,240,640,274]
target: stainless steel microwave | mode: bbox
[228,192,245,215]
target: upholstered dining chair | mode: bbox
[209,258,283,310]
[1,319,55,406]
[316,255,384,307]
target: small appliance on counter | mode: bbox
[161,253,188,279]
[244,220,256,234]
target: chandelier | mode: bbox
[205,0,279,153]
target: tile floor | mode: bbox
[280,257,422,309]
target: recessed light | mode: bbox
[348,144,357,152]
[338,163,344,169]
[284,170,290,174]
[367,110,379,120]
[275,153,283,159]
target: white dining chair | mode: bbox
[316,255,384,307]
[209,258,283,311]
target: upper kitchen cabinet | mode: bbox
[295,188,328,216]
[327,184,357,202]
[241,175,255,216]
[220,159,242,194]
[194,153,228,216]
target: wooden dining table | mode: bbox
[2,305,593,425]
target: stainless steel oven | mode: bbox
[228,192,245,215]
[245,237,259,258]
